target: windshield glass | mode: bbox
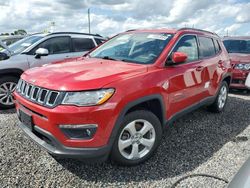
[1,35,43,55]
[89,33,173,64]
[223,39,250,54]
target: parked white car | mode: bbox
[0,32,105,109]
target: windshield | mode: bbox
[223,39,250,54]
[89,33,173,64]
[1,35,43,55]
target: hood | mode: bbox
[229,53,250,64]
[22,57,147,91]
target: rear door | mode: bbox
[198,36,221,97]
[26,36,72,67]
[166,35,206,117]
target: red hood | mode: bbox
[229,53,250,64]
[22,58,147,91]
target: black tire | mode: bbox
[207,81,229,113]
[0,76,19,109]
[111,110,162,166]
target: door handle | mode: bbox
[218,61,224,68]
[196,66,204,71]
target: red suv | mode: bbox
[223,36,250,90]
[14,28,232,166]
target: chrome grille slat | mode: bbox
[16,79,60,108]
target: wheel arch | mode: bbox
[107,94,166,149]
[0,68,23,79]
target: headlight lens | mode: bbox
[235,64,244,70]
[62,88,115,106]
[235,63,250,70]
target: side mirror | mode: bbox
[171,52,188,64]
[35,48,49,59]
[0,52,10,61]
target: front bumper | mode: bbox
[230,69,249,89]
[19,122,110,160]
[14,91,120,159]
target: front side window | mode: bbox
[223,39,250,54]
[172,35,199,62]
[35,36,71,55]
[72,38,95,52]
[89,33,173,64]
[199,36,216,58]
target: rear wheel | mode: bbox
[111,110,162,166]
[207,81,229,113]
[0,76,19,109]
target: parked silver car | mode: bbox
[0,32,105,109]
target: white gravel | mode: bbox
[0,91,249,188]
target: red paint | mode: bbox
[14,29,231,149]
[172,52,188,63]
[229,53,250,89]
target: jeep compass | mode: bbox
[223,36,250,90]
[15,28,232,166]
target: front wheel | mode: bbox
[111,110,162,166]
[207,81,229,113]
[0,76,19,109]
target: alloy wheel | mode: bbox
[118,119,156,160]
[218,85,227,109]
[0,82,17,106]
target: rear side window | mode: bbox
[72,38,95,52]
[198,37,216,58]
[173,35,199,62]
[213,39,221,54]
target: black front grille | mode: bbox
[16,79,61,108]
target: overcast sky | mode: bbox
[0,0,250,37]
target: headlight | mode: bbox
[62,88,115,106]
[244,64,250,70]
[235,63,250,70]
[235,64,244,70]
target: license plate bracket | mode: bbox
[19,110,34,130]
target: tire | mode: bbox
[0,76,19,109]
[111,110,162,166]
[207,81,229,113]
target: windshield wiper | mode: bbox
[99,56,119,61]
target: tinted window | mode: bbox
[173,35,198,62]
[199,37,216,58]
[95,38,105,45]
[35,37,71,54]
[213,39,221,54]
[223,39,250,54]
[72,38,95,52]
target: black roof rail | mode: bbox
[126,29,136,32]
[46,32,102,37]
[178,27,218,36]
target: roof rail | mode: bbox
[178,28,217,36]
[126,29,136,32]
[46,32,102,37]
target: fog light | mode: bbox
[59,124,98,140]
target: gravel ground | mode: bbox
[0,91,249,188]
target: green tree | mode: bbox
[13,29,27,35]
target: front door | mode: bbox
[27,36,72,68]
[166,35,206,118]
